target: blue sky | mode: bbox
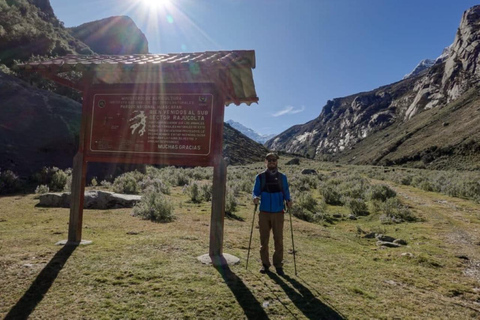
[50,0,479,135]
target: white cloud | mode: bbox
[272,105,305,117]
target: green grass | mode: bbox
[1,159,480,319]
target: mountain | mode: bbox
[0,0,93,67]
[266,5,480,170]
[403,59,435,79]
[68,16,149,55]
[226,120,276,144]
[0,2,268,180]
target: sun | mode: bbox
[141,0,171,9]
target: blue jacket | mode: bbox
[252,171,291,213]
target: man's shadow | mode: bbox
[267,272,345,320]
[5,244,77,320]
[214,258,269,320]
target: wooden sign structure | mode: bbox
[17,51,258,264]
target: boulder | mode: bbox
[393,239,408,246]
[286,158,300,165]
[38,190,141,209]
[301,169,317,175]
[376,234,397,242]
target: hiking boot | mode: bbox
[275,267,285,276]
[259,265,270,274]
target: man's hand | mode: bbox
[286,200,293,208]
[253,198,259,205]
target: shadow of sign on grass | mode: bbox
[267,272,345,320]
[5,245,77,320]
[215,262,269,320]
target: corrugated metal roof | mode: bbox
[16,51,258,106]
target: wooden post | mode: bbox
[209,155,227,259]
[68,152,87,243]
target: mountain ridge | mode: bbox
[266,4,480,170]
[225,120,276,144]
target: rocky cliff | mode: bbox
[0,0,93,66]
[68,16,149,55]
[266,5,480,170]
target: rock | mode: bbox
[38,192,71,208]
[401,252,414,258]
[363,232,376,238]
[38,190,142,209]
[285,158,300,165]
[377,241,402,248]
[301,169,317,175]
[393,239,408,246]
[349,215,358,220]
[376,234,396,242]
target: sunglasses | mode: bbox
[267,159,277,162]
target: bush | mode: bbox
[32,167,70,192]
[368,184,396,202]
[132,191,175,222]
[50,170,68,191]
[345,198,369,216]
[0,170,22,194]
[295,191,318,213]
[321,186,343,205]
[200,183,212,202]
[290,206,315,222]
[380,198,416,224]
[35,184,49,194]
[113,171,144,194]
[186,182,202,203]
[225,187,238,214]
[139,176,170,195]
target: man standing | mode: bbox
[253,153,292,275]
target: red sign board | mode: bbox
[82,83,224,166]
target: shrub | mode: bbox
[321,186,343,205]
[345,198,369,216]
[380,198,416,224]
[32,167,70,192]
[132,191,175,222]
[139,176,170,195]
[0,170,22,194]
[225,187,238,214]
[173,170,190,187]
[200,183,212,202]
[35,184,49,194]
[50,170,68,191]
[337,176,368,199]
[100,180,112,188]
[63,175,72,192]
[187,182,202,203]
[113,171,144,194]
[295,191,318,213]
[290,206,315,222]
[368,184,396,202]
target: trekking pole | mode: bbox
[246,203,258,270]
[287,205,298,276]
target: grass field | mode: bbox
[1,159,480,319]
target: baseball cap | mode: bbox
[265,152,279,160]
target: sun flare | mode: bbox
[141,0,171,9]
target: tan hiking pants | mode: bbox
[259,211,284,268]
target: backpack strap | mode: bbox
[260,172,266,193]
